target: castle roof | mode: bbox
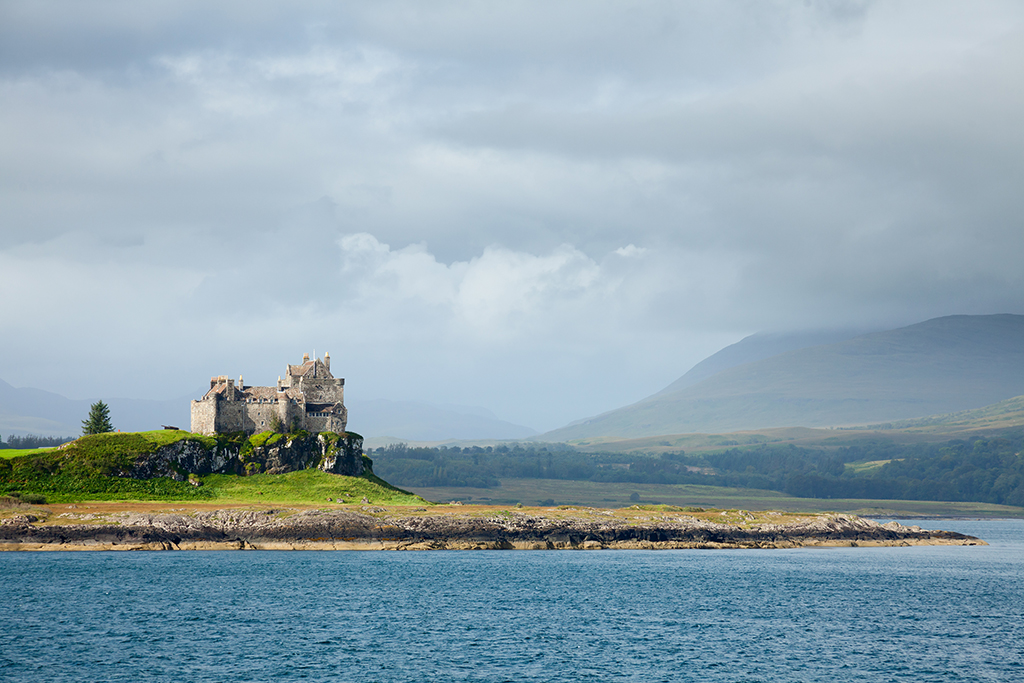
[288,361,315,376]
[201,382,234,400]
[201,382,303,402]
[243,386,303,401]
[287,358,334,379]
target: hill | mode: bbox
[656,327,869,394]
[555,394,1024,455]
[857,394,1024,434]
[0,429,423,506]
[542,314,1024,440]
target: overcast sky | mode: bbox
[1,1,1022,431]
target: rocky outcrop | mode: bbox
[123,432,366,481]
[0,509,985,551]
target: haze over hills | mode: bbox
[541,314,1024,441]
[346,399,536,441]
[655,328,873,395]
[4,314,1021,444]
[0,380,193,438]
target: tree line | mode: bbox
[368,433,1024,507]
[0,434,77,449]
[0,401,115,450]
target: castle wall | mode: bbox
[333,405,348,433]
[194,355,347,436]
[191,400,218,436]
[296,377,344,403]
[242,398,298,434]
[214,400,245,434]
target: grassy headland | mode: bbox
[0,430,425,506]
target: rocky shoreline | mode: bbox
[0,506,985,551]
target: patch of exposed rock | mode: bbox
[0,510,985,551]
[123,432,366,480]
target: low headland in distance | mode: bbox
[0,428,998,550]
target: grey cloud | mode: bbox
[1,1,1022,431]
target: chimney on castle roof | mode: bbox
[239,375,243,389]
[302,352,310,362]
[324,351,330,371]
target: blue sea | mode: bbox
[2,519,1023,682]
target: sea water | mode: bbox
[2,519,1022,682]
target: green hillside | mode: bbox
[859,395,1024,433]
[555,394,1024,455]
[543,314,1024,440]
[0,430,425,505]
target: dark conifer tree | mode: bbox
[82,401,115,435]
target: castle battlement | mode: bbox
[190,353,347,435]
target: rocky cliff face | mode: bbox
[125,432,366,481]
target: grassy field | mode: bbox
[844,459,897,474]
[0,430,214,460]
[0,469,427,507]
[197,470,427,506]
[404,478,1024,518]
[0,447,58,459]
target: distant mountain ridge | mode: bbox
[542,314,1024,441]
[0,379,193,437]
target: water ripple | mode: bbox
[1,519,1022,682]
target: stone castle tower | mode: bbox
[190,352,348,436]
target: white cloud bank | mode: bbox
[0,227,738,429]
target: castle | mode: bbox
[190,353,348,435]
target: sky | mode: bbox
[1,0,1022,432]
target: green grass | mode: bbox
[0,470,428,506]
[0,430,223,460]
[246,431,285,448]
[404,477,1024,518]
[1,447,58,459]
[198,469,427,505]
[565,424,1019,456]
[0,431,226,486]
[69,429,222,453]
[860,394,1024,433]
[0,432,219,502]
[844,459,898,474]
[0,429,428,506]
